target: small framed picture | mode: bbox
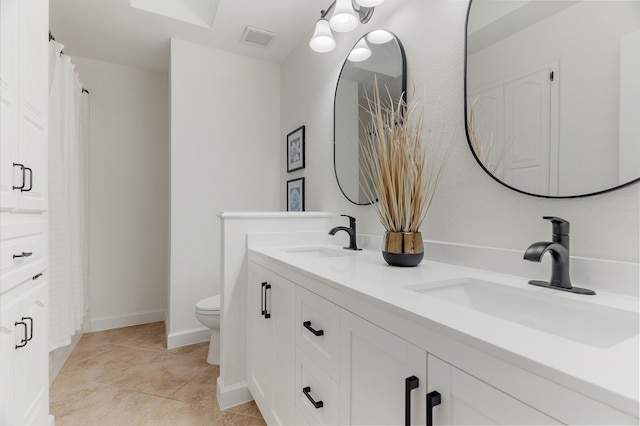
[287,177,305,212]
[286,125,305,172]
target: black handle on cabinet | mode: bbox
[405,376,419,426]
[22,167,33,192]
[264,283,271,319]
[12,163,25,190]
[23,316,34,342]
[261,282,267,316]
[14,320,28,349]
[302,386,324,409]
[32,273,43,280]
[426,391,441,426]
[303,320,324,336]
[13,251,33,259]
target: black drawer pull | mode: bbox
[405,376,419,426]
[426,391,441,426]
[14,320,28,349]
[13,251,33,259]
[33,273,43,280]
[263,283,271,319]
[22,167,33,192]
[12,163,25,190]
[302,386,323,409]
[303,321,324,336]
[23,316,34,342]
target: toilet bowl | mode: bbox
[195,294,220,365]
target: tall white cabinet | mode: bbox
[0,0,51,424]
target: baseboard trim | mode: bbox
[90,309,166,332]
[216,377,253,410]
[166,327,211,350]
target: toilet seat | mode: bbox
[196,295,220,312]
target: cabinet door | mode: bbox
[14,0,48,213]
[427,354,560,425]
[268,273,295,425]
[247,265,273,413]
[0,0,19,211]
[14,280,49,425]
[0,278,48,426]
[247,264,295,426]
[0,292,20,425]
[340,311,427,425]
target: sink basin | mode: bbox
[408,278,639,348]
[282,246,355,258]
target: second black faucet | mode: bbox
[329,215,362,251]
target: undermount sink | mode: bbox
[281,246,355,258]
[408,278,639,348]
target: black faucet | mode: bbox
[329,215,362,251]
[523,216,595,295]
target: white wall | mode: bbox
[281,1,639,268]
[71,56,170,330]
[169,39,281,347]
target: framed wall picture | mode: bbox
[287,177,305,212]
[286,125,305,172]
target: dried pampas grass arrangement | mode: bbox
[359,81,450,233]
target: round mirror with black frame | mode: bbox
[464,0,640,198]
[334,30,407,205]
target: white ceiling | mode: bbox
[49,0,328,73]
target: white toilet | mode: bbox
[195,294,220,365]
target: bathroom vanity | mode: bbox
[246,236,638,425]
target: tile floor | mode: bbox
[50,321,266,425]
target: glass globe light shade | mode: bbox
[366,30,393,44]
[309,18,336,52]
[330,0,359,32]
[348,38,371,62]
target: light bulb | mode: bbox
[309,18,336,52]
[354,0,384,7]
[348,38,371,62]
[330,0,358,33]
[366,30,393,44]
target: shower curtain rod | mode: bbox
[48,30,90,95]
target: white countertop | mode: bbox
[248,237,639,417]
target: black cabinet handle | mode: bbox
[23,316,34,342]
[32,273,43,280]
[303,320,324,336]
[302,386,324,409]
[261,282,267,316]
[405,376,419,426]
[13,251,33,259]
[264,283,271,319]
[12,163,25,190]
[426,391,441,426]
[22,167,33,192]
[14,320,28,349]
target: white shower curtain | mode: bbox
[48,40,90,351]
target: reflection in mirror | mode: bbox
[334,31,406,205]
[465,0,640,197]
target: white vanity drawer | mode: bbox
[295,285,341,381]
[0,232,45,293]
[295,347,340,425]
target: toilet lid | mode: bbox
[196,295,220,312]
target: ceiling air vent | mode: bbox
[241,26,276,48]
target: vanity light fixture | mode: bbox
[309,0,384,53]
